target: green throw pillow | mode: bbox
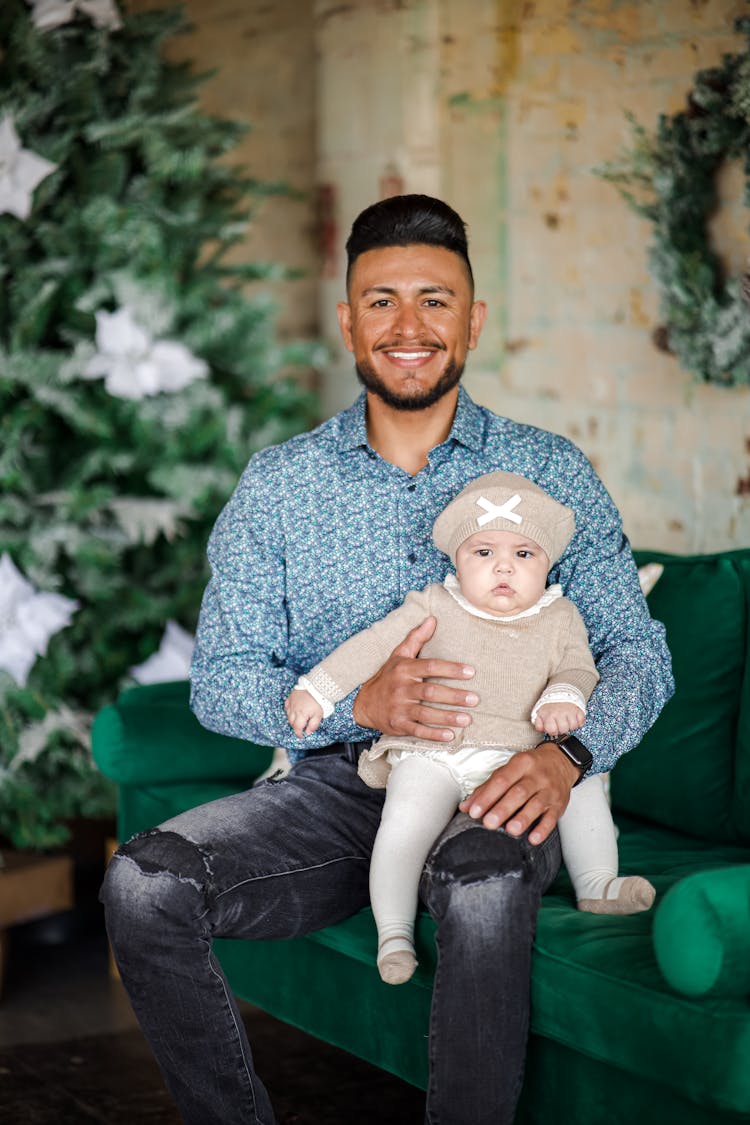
[653,866,750,998]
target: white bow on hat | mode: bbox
[476,494,523,528]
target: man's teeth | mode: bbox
[388,350,432,359]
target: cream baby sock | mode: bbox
[377,937,418,985]
[577,875,656,915]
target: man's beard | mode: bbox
[355,356,464,412]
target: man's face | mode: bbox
[337,244,486,411]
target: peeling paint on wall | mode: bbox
[143,0,750,553]
[316,183,339,280]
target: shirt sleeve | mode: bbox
[189,456,375,752]
[549,444,675,773]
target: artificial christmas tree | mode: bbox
[0,0,319,848]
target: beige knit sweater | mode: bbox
[304,579,599,777]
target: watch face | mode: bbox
[559,735,593,771]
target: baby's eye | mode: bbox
[516,549,532,559]
[476,548,492,557]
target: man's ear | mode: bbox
[336,301,354,353]
[468,300,488,351]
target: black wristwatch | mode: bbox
[551,734,593,786]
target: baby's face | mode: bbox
[454,529,550,618]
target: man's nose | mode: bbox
[392,302,423,338]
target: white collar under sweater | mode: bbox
[443,572,563,623]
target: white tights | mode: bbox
[369,755,621,961]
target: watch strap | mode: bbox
[551,734,593,786]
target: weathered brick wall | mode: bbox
[127,0,750,552]
[453,0,750,553]
[316,0,750,552]
[128,0,318,340]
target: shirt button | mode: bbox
[407,483,416,492]
[408,552,417,563]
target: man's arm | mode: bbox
[189,460,373,751]
[552,449,674,772]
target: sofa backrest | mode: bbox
[611,549,750,845]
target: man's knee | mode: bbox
[101,828,212,933]
[420,816,560,931]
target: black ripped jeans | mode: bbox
[101,748,561,1125]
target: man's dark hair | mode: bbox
[345,194,474,288]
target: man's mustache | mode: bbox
[374,341,447,351]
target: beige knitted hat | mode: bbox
[433,471,575,565]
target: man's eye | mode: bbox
[424,299,445,308]
[372,299,391,308]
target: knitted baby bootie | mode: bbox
[578,875,656,916]
[377,938,418,985]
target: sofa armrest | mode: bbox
[92,680,274,786]
[653,866,750,998]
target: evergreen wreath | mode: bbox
[599,14,750,387]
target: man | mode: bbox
[102,195,673,1125]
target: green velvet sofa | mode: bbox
[92,548,750,1124]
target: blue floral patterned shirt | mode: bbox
[190,386,674,772]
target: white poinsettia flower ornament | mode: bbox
[0,553,79,688]
[83,307,208,400]
[131,621,195,685]
[0,116,57,221]
[26,0,122,32]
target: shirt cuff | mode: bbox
[530,683,587,725]
[293,677,335,719]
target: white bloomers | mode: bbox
[385,744,517,802]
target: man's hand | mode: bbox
[458,742,581,845]
[352,616,478,742]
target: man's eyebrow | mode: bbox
[359,284,457,298]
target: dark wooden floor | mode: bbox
[0,901,426,1124]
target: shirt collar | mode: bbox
[335,392,370,452]
[446,385,485,453]
[334,385,485,454]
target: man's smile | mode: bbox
[382,349,437,367]
[386,350,434,358]
[376,342,446,368]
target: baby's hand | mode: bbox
[284,688,324,737]
[534,702,585,738]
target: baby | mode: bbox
[285,472,655,985]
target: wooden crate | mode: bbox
[0,851,74,997]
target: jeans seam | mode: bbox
[214,853,368,899]
[204,938,268,1124]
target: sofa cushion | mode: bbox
[289,815,750,1114]
[530,816,750,1115]
[92,680,274,786]
[613,551,748,844]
